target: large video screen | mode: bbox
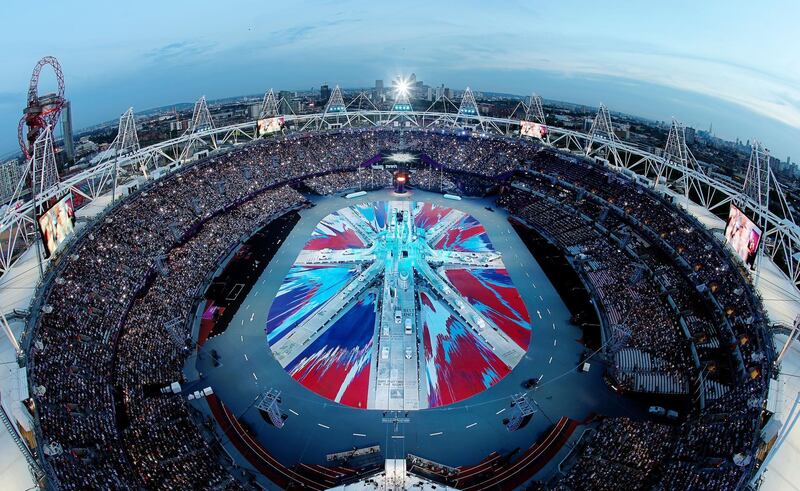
[520,120,547,139]
[257,116,285,137]
[725,204,761,267]
[38,193,76,258]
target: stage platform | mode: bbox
[186,188,648,474]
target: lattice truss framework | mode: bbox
[2,87,800,291]
[260,89,278,119]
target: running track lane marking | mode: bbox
[536,310,542,319]
[391,435,404,439]
[250,313,255,322]
[240,335,243,342]
[244,354,248,361]
[317,423,330,429]
[496,408,506,414]
[252,372,258,381]
[429,432,443,436]
[289,409,299,416]
[554,339,557,346]
[353,433,366,437]
[549,356,553,364]
[466,422,478,429]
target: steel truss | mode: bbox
[3,98,800,293]
[525,93,546,125]
[740,142,797,283]
[659,119,710,205]
[179,96,217,162]
[259,89,278,119]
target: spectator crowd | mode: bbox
[28,128,767,489]
[499,150,768,489]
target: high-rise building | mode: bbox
[0,159,25,203]
[684,126,696,145]
[375,80,384,91]
[320,84,331,102]
[61,100,75,163]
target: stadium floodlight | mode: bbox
[392,77,413,112]
[395,78,410,99]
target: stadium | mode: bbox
[1,73,798,491]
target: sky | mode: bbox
[1,0,799,161]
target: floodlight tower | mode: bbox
[525,93,546,125]
[457,87,479,117]
[661,119,705,199]
[106,108,141,199]
[454,87,480,129]
[320,85,348,129]
[741,141,772,284]
[585,104,623,166]
[742,141,771,222]
[324,86,347,114]
[260,89,279,119]
[18,57,66,160]
[179,96,216,161]
[392,78,413,112]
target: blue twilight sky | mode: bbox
[1,0,799,161]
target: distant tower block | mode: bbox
[257,389,285,429]
[61,100,75,162]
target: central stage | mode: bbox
[188,188,645,471]
[265,201,531,410]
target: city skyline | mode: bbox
[1,0,799,160]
